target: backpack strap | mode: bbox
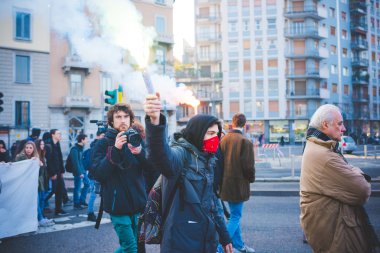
[95,186,103,229]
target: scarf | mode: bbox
[306,127,341,155]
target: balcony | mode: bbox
[353,94,369,103]
[195,91,223,102]
[286,88,329,100]
[197,52,222,63]
[350,2,367,15]
[196,14,221,22]
[175,70,223,80]
[62,55,92,75]
[352,74,369,85]
[284,5,326,20]
[286,68,324,79]
[350,22,368,33]
[64,96,93,109]
[284,26,326,39]
[351,39,368,50]
[285,47,327,59]
[351,58,369,68]
[155,33,174,45]
[354,111,370,120]
[196,33,222,42]
[286,108,316,119]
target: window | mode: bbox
[15,55,31,83]
[200,46,209,59]
[267,18,276,29]
[155,16,165,34]
[330,45,337,55]
[243,20,250,32]
[268,80,278,96]
[268,59,278,68]
[254,0,261,6]
[243,60,251,72]
[101,73,113,94]
[15,101,30,127]
[341,11,346,21]
[230,101,239,114]
[343,67,349,76]
[256,80,264,96]
[269,40,277,49]
[256,40,262,50]
[15,11,31,40]
[256,60,263,71]
[156,47,166,64]
[229,21,237,32]
[199,7,209,18]
[344,85,349,95]
[244,81,251,97]
[330,26,336,36]
[243,40,250,50]
[342,29,347,39]
[331,64,336,74]
[229,61,239,76]
[269,101,279,113]
[332,83,338,93]
[255,20,261,30]
[373,87,377,97]
[329,7,335,18]
[343,48,348,57]
[256,100,264,113]
[70,73,82,96]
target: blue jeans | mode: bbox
[87,179,100,213]
[110,214,139,253]
[37,191,45,221]
[73,173,90,205]
[216,198,225,253]
[227,202,245,249]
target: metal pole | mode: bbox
[374,146,377,160]
[291,155,295,178]
[288,145,291,158]
[364,145,367,159]
[273,148,275,160]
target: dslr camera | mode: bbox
[123,128,142,147]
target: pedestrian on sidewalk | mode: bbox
[144,94,233,253]
[92,103,152,253]
[69,133,90,210]
[45,129,67,216]
[35,139,54,227]
[86,129,105,222]
[0,140,10,163]
[219,113,256,253]
[300,104,379,252]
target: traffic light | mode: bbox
[0,92,3,113]
[105,89,117,105]
[117,85,123,103]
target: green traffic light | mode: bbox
[104,89,117,105]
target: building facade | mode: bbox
[215,0,380,144]
[0,1,50,147]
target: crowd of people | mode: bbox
[1,98,379,253]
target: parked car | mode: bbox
[340,136,357,154]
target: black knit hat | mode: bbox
[182,114,221,152]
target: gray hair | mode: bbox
[309,104,341,129]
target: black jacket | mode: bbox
[69,144,85,177]
[45,140,65,177]
[92,127,152,215]
[145,114,231,253]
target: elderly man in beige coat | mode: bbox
[300,104,379,253]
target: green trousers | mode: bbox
[110,213,140,253]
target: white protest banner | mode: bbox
[0,159,40,239]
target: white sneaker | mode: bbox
[45,218,55,225]
[39,218,53,227]
[237,245,255,253]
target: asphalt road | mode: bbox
[1,196,379,253]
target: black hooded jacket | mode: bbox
[91,127,152,215]
[145,114,231,253]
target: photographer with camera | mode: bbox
[92,103,152,253]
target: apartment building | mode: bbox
[176,0,223,121]
[0,1,50,147]
[217,0,380,143]
[49,0,175,152]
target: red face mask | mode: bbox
[202,135,220,154]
